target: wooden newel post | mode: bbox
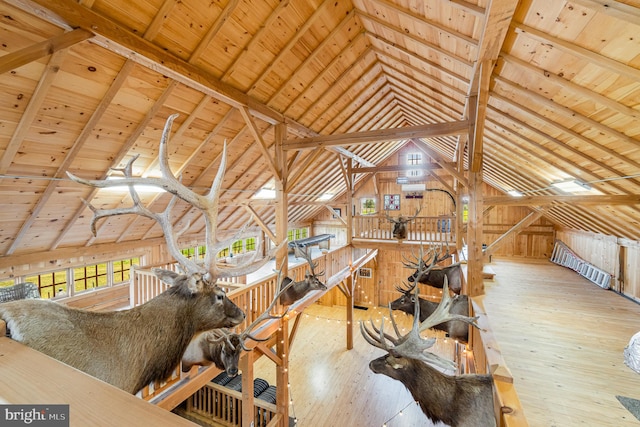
[276,316,290,426]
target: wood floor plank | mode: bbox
[482,257,640,427]
[246,257,640,427]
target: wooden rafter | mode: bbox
[285,121,470,150]
[0,28,92,75]
[20,0,316,137]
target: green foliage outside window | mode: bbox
[231,240,243,254]
[25,271,67,299]
[0,279,14,287]
[245,237,256,251]
[74,263,108,292]
[113,257,139,284]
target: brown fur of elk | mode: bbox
[278,245,327,306]
[390,281,470,343]
[0,115,280,394]
[181,329,243,376]
[361,279,494,427]
[368,355,495,427]
[386,207,421,240]
[405,243,463,294]
[182,269,298,376]
[0,269,245,394]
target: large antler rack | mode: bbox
[67,114,273,281]
[238,267,296,351]
[293,244,324,279]
[402,241,451,271]
[360,278,479,371]
[385,206,421,224]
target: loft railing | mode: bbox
[353,215,455,243]
[186,382,278,427]
[130,245,355,405]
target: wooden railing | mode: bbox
[130,245,357,406]
[353,215,455,243]
[459,261,528,427]
[470,297,528,427]
[186,382,278,427]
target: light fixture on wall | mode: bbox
[396,177,409,184]
[551,179,591,193]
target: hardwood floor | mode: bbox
[249,257,640,427]
[254,303,462,427]
[482,257,640,427]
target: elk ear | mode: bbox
[152,268,180,285]
[152,268,201,294]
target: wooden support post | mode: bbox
[240,350,255,427]
[346,275,354,350]
[467,171,484,296]
[276,316,290,426]
[273,122,290,427]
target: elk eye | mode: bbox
[215,294,224,302]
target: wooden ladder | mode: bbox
[550,240,611,289]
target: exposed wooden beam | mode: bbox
[352,163,443,174]
[239,106,281,180]
[411,140,470,188]
[0,28,92,75]
[356,10,473,69]
[484,207,550,257]
[485,194,640,206]
[499,54,640,120]
[569,0,640,24]
[243,205,277,242]
[0,50,68,175]
[512,22,640,82]
[284,121,470,150]
[15,0,316,137]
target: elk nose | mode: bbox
[228,367,238,377]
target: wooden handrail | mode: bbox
[131,245,361,407]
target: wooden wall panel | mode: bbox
[555,229,640,303]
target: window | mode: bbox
[407,153,422,165]
[113,257,139,284]
[231,240,243,255]
[74,263,108,293]
[406,153,423,178]
[181,247,196,260]
[245,237,256,251]
[360,198,376,215]
[0,279,14,287]
[217,247,230,258]
[288,228,309,243]
[25,270,68,299]
[197,245,207,260]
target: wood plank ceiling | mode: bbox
[0,0,638,261]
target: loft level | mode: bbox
[0,320,197,427]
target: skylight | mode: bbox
[551,179,592,194]
[252,188,276,199]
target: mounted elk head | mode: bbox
[361,280,494,426]
[279,245,327,306]
[182,270,297,375]
[404,243,462,294]
[390,282,469,343]
[386,207,421,240]
[0,114,275,394]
